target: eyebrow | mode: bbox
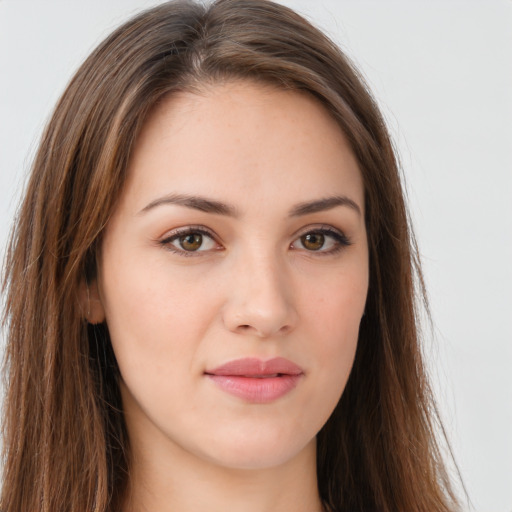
[138,193,361,217]
[289,196,362,217]
[138,193,238,217]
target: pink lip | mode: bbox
[205,357,304,404]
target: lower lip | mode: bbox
[206,374,302,403]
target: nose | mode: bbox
[221,252,298,338]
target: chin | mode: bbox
[195,430,317,471]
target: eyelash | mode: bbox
[158,225,351,257]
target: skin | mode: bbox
[88,81,369,512]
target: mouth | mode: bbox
[204,357,304,403]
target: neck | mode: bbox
[123,435,322,512]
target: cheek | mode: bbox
[98,252,219,379]
[305,264,368,340]
[300,265,367,394]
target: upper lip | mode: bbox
[205,357,303,377]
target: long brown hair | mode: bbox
[2,1,460,510]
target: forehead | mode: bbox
[123,80,364,215]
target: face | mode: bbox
[90,81,368,471]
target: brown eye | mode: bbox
[179,233,203,251]
[300,233,325,251]
[291,227,350,254]
[164,229,218,255]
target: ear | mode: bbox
[79,278,106,324]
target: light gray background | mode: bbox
[0,1,511,511]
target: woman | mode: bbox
[1,0,461,511]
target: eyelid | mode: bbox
[292,224,349,241]
[159,225,217,242]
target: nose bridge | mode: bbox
[222,241,297,337]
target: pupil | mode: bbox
[180,233,202,251]
[302,233,324,250]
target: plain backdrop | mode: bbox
[0,1,511,511]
